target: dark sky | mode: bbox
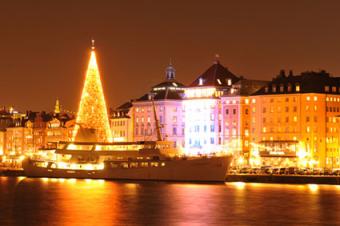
[1,0,340,112]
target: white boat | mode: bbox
[22,141,232,182]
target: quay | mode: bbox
[0,168,24,177]
[1,168,340,185]
[226,174,340,185]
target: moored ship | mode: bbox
[23,141,232,182]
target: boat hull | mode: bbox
[22,156,231,182]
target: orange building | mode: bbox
[250,70,340,168]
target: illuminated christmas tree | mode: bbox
[72,40,112,142]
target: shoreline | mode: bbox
[2,169,340,185]
[226,174,340,185]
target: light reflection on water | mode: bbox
[0,176,340,225]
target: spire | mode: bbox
[214,54,220,64]
[165,59,176,80]
[91,38,95,50]
[72,42,112,142]
[54,98,61,114]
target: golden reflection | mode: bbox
[232,182,246,190]
[41,177,49,182]
[54,179,120,225]
[307,184,319,193]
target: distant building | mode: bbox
[110,101,134,142]
[0,100,74,158]
[183,58,240,155]
[133,63,185,147]
[221,79,268,163]
[250,70,340,168]
[183,58,267,156]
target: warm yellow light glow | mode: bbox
[72,47,112,142]
[307,184,319,193]
[233,182,246,190]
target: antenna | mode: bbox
[91,38,95,50]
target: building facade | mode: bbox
[250,70,340,168]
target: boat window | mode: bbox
[121,163,129,168]
[140,162,149,167]
[110,163,119,168]
[150,162,159,167]
[67,144,93,151]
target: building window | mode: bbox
[172,127,177,135]
[280,84,284,92]
[210,137,214,144]
[332,86,337,92]
[272,85,277,93]
[199,78,204,86]
[227,79,232,86]
[262,107,266,113]
[245,109,249,115]
[325,86,330,92]
[210,125,215,132]
[287,84,292,92]
[226,109,229,115]
[233,109,236,115]
[296,83,300,92]
[265,87,269,93]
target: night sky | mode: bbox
[1,0,340,112]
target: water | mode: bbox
[1,177,340,226]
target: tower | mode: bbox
[165,60,176,80]
[72,40,112,142]
[54,98,61,114]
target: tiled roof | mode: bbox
[136,90,183,101]
[252,70,340,95]
[189,61,240,87]
[152,80,185,90]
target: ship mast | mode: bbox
[151,98,163,141]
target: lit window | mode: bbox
[199,78,203,86]
[287,84,292,92]
[280,85,284,92]
[272,85,277,93]
[314,96,318,101]
[217,79,222,85]
[252,99,256,104]
[325,86,330,92]
[306,96,310,101]
[296,83,300,92]
[227,79,232,86]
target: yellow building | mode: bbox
[250,70,340,168]
[110,102,134,142]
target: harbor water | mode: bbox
[1,176,340,225]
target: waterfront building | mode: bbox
[221,79,268,163]
[110,101,134,142]
[250,70,340,168]
[183,58,241,155]
[131,63,185,147]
